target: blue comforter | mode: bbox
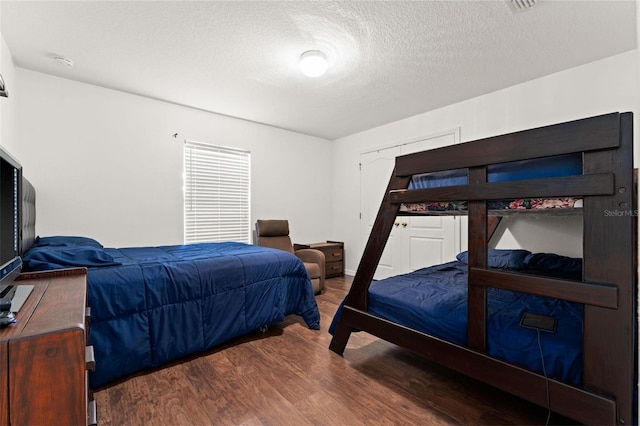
[330,251,583,385]
[24,238,320,387]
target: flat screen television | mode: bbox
[0,146,22,311]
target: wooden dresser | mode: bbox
[0,268,96,426]
[295,241,344,278]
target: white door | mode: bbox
[360,131,461,280]
[360,146,403,279]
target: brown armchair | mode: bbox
[255,219,325,294]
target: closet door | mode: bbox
[360,146,403,279]
[360,131,460,280]
[399,133,460,273]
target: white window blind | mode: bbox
[184,141,251,244]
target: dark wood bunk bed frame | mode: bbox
[329,112,637,425]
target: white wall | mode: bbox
[332,50,639,275]
[13,69,332,248]
[0,32,18,155]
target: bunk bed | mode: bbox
[329,112,637,425]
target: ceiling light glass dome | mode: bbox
[300,50,328,77]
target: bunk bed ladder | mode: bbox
[329,167,411,354]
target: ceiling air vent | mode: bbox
[507,0,537,13]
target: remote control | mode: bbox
[0,311,16,327]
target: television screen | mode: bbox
[0,146,22,306]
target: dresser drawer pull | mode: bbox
[86,346,96,372]
[87,399,98,426]
[331,252,342,257]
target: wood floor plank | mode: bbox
[94,276,569,425]
[178,355,256,425]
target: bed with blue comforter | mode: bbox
[22,236,320,388]
[330,249,583,385]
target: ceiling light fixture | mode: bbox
[300,50,328,77]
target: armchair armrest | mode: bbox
[295,248,325,266]
[295,249,326,280]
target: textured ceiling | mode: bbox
[1,1,637,140]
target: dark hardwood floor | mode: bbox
[94,276,574,425]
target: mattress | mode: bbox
[23,237,320,387]
[330,250,583,385]
[408,153,583,189]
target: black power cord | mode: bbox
[536,329,552,426]
[520,311,556,426]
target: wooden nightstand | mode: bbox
[295,241,344,278]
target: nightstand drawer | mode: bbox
[323,248,343,262]
[326,261,344,278]
[294,241,344,278]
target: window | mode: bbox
[184,141,251,244]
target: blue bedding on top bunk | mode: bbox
[24,237,320,387]
[409,153,583,189]
[329,250,584,385]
